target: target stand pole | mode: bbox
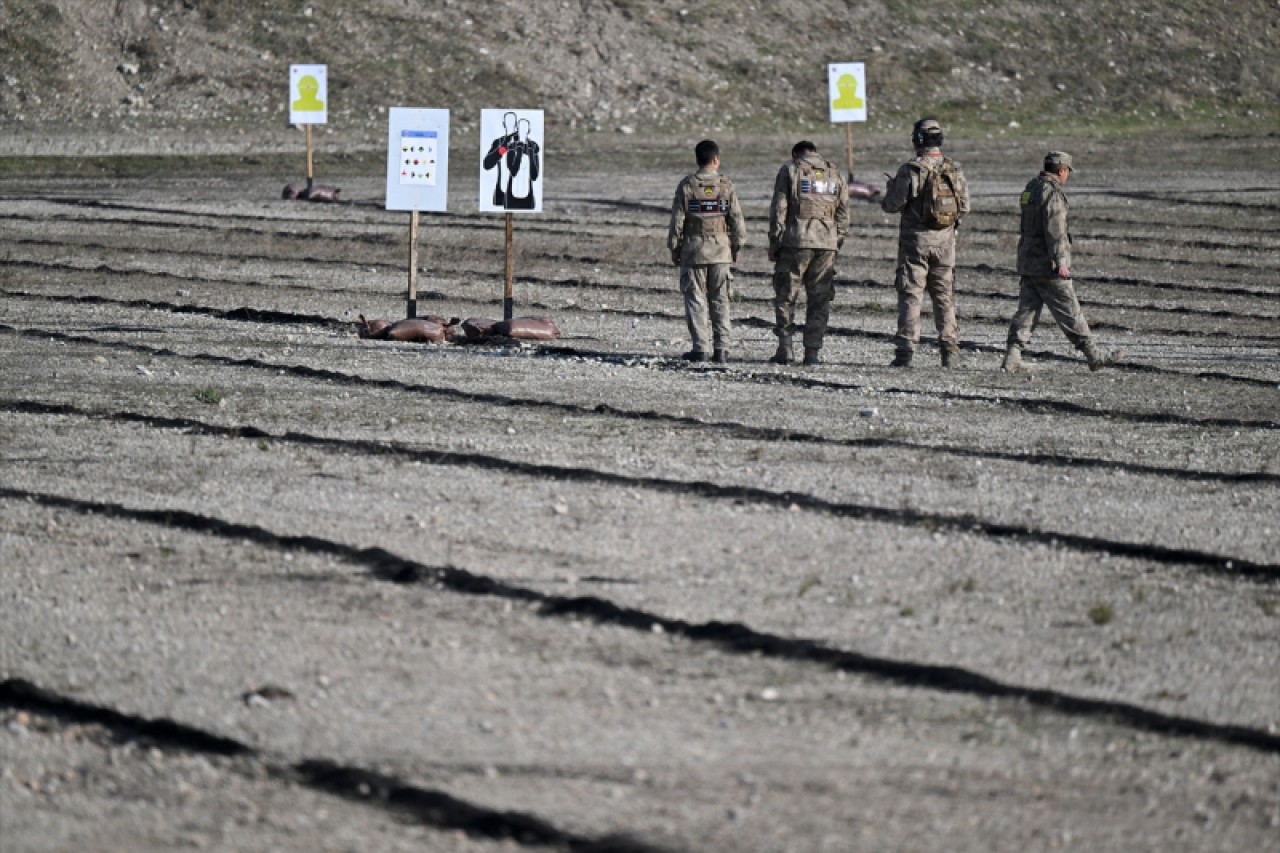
[845,123,855,182]
[503,212,514,322]
[406,210,420,319]
[305,124,315,193]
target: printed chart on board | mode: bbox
[399,129,438,186]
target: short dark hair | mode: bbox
[695,139,719,167]
[791,140,818,159]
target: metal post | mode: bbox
[407,210,420,319]
[503,212,514,322]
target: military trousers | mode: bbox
[772,248,837,350]
[1006,275,1093,352]
[892,238,958,353]
[680,263,732,352]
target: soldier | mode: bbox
[768,141,850,366]
[1002,151,1119,372]
[667,139,746,364]
[881,117,971,368]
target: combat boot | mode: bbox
[681,349,708,363]
[890,349,912,368]
[940,346,961,368]
[1083,344,1121,371]
[803,347,822,366]
[1000,346,1031,373]
[770,337,793,365]
[712,348,728,365]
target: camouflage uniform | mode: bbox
[769,150,849,361]
[1005,151,1113,370]
[881,145,970,365]
[667,168,746,356]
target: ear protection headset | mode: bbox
[912,118,944,149]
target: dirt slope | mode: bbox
[2,0,1277,139]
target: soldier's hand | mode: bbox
[768,249,777,263]
[1057,264,1071,280]
[671,250,681,267]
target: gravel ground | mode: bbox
[1,132,1278,852]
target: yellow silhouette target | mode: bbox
[832,74,865,110]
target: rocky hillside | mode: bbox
[2,0,1277,142]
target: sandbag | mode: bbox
[357,315,446,343]
[357,314,391,338]
[305,184,341,202]
[461,317,501,341]
[281,183,342,202]
[493,316,561,341]
[848,179,882,202]
[382,317,446,342]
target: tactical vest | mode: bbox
[684,174,731,236]
[793,159,840,221]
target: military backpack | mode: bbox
[917,158,961,229]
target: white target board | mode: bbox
[289,64,328,125]
[828,62,867,124]
[385,108,450,212]
[478,109,544,213]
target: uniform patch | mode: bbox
[689,199,727,213]
[702,186,716,197]
[1020,191,1031,207]
[800,179,836,195]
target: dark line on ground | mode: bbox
[1102,190,1280,213]
[3,405,1276,581]
[0,678,671,852]
[17,276,1279,352]
[7,248,1280,331]
[5,286,1279,397]
[5,315,1279,442]
[2,492,1278,758]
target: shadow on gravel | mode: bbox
[0,678,677,853]
[3,487,1278,758]
[5,400,1278,579]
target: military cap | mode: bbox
[1045,150,1074,172]
[916,118,942,133]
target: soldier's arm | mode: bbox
[954,166,972,217]
[667,181,686,264]
[728,186,747,261]
[879,163,916,214]
[1043,189,1072,275]
[835,176,850,243]
[768,166,790,257]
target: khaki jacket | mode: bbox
[1017,173,1071,276]
[768,153,849,253]
[667,169,746,266]
[881,148,971,242]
